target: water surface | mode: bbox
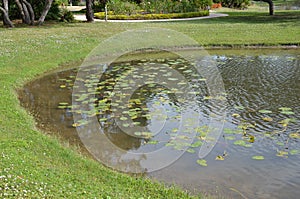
[19,49,300,198]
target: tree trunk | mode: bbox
[23,0,35,25]
[21,0,31,24]
[15,0,32,24]
[37,0,53,25]
[0,6,14,27]
[86,0,94,22]
[2,0,9,26]
[255,0,274,15]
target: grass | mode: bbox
[0,9,299,198]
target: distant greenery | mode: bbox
[106,0,212,15]
[95,10,209,20]
[213,0,250,9]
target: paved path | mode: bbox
[74,13,228,23]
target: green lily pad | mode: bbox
[279,107,292,111]
[186,148,196,153]
[147,140,159,145]
[234,105,245,110]
[197,159,207,167]
[252,155,264,160]
[216,155,225,161]
[289,132,300,139]
[276,150,288,157]
[276,141,284,146]
[120,117,128,121]
[262,117,273,122]
[234,140,252,147]
[190,141,202,148]
[232,113,240,118]
[280,111,295,115]
[225,136,236,140]
[259,109,272,114]
[290,149,299,155]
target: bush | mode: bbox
[106,0,212,15]
[94,10,209,20]
[107,0,140,15]
[220,0,250,9]
[59,8,75,22]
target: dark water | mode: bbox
[19,49,300,198]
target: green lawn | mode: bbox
[0,10,299,198]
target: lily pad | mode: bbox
[190,141,202,148]
[262,117,273,122]
[276,150,288,157]
[216,155,225,161]
[234,140,252,147]
[279,107,292,111]
[232,113,241,118]
[197,159,207,167]
[289,132,300,139]
[290,149,299,155]
[234,105,245,110]
[252,155,264,160]
[187,148,196,153]
[280,111,295,115]
[259,109,272,114]
[147,140,159,145]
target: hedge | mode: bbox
[94,10,209,20]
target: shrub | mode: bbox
[220,0,250,9]
[94,10,209,20]
[59,8,75,22]
[107,0,140,15]
[106,0,212,15]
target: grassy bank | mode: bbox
[0,10,299,198]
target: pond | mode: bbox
[19,49,300,198]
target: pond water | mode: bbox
[19,49,300,198]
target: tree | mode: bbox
[0,0,14,27]
[0,0,56,27]
[254,0,274,15]
[37,0,54,25]
[86,0,94,22]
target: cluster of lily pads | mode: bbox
[57,57,299,168]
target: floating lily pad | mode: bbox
[197,159,207,167]
[234,105,245,110]
[276,141,284,146]
[289,132,300,139]
[187,148,196,153]
[252,155,264,160]
[259,109,272,114]
[147,140,159,145]
[225,136,236,140]
[57,105,67,109]
[279,107,292,111]
[276,150,288,157]
[216,155,225,161]
[234,140,252,147]
[232,113,240,118]
[290,149,299,155]
[190,141,202,148]
[280,111,295,115]
[120,116,128,121]
[262,117,273,122]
